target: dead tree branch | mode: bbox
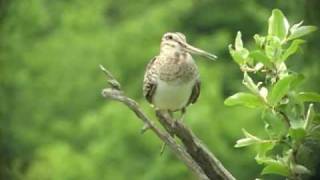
[156,112,235,180]
[100,65,236,180]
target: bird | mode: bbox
[143,32,217,120]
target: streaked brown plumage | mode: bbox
[143,32,216,114]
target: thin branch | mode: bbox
[100,65,235,180]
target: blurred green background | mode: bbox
[1,0,319,179]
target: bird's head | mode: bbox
[160,32,217,60]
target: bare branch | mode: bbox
[99,64,121,90]
[156,111,236,180]
[100,65,235,180]
[101,88,209,179]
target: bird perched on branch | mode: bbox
[143,32,217,120]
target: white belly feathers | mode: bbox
[153,79,195,111]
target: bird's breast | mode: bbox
[153,78,195,111]
[158,55,198,83]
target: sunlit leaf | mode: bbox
[242,128,259,139]
[280,39,305,62]
[234,137,258,148]
[256,141,276,159]
[268,9,289,41]
[224,92,264,108]
[288,25,317,40]
[243,72,260,94]
[290,21,304,33]
[250,50,272,67]
[268,75,299,106]
[255,155,277,165]
[289,127,306,141]
[235,129,261,147]
[254,34,266,48]
[292,164,311,175]
[262,162,290,177]
[297,92,320,102]
[265,36,282,61]
[235,31,243,51]
[259,87,268,101]
[229,45,249,65]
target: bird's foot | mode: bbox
[173,108,186,128]
[172,117,183,129]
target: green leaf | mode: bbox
[265,36,282,61]
[268,9,289,41]
[256,156,278,165]
[235,31,243,51]
[242,128,259,139]
[288,25,317,40]
[262,162,290,177]
[235,129,261,147]
[250,50,272,67]
[292,164,311,175]
[297,92,320,102]
[289,74,304,89]
[224,92,264,108]
[268,75,298,106]
[280,39,305,62]
[229,31,250,65]
[243,72,260,94]
[257,141,275,155]
[234,137,258,148]
[254,34,266,48]
[259,156,290,176]
[291,119,305,129]
[228,45,249,65]
[289,127,306,141]
[290,21,304,32]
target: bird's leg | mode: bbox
[174,107,186,127]
[160,109,185,154]
[180,107,186,122]
[160,110,175,155]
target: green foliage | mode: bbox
[268,74,300,106]
[288,22,317,41]
[224,93,264,108]
[268,9,289,41]
[297,92,320,102]
[226,9,319,180]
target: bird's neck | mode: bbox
[157,50,197,84]
[160,47,188,63]
[160,41,186,58]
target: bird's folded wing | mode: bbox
[187,79,201,106]
[143,56,158,104]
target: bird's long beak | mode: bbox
[182,42,217,60]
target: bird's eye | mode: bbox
[166,35,173,40]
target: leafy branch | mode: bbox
[226,9,319,180]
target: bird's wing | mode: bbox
[187,79,201,106]
[143,56,158,104]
